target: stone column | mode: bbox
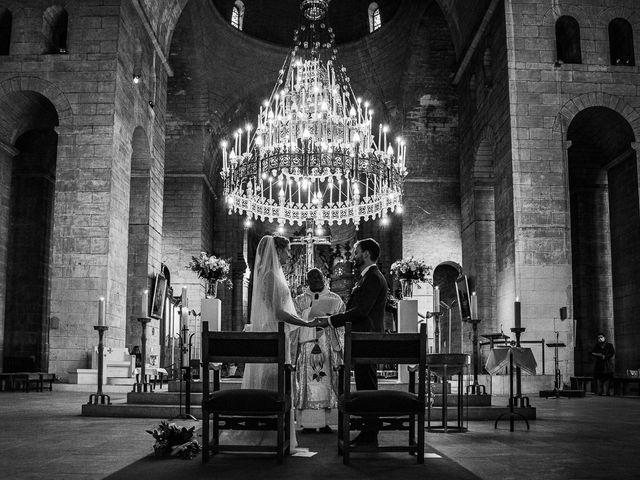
[0,141,18,371]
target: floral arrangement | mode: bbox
[187,252,232,289]
[146,421,201,459]
[390,257,432,284]
[391,257,432,297]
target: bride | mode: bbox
[221,234,312,450]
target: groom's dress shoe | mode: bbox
[349,432,378,447]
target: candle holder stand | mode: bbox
[170,324,197,421]
[510,327,530,407]
[88,326,111,405]
[464,318,487,395]
[132,317,153,393]
[425,311,443,353]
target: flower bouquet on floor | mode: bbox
[146,421,201,459]
[186,252,233,297]
[390,257,432,298]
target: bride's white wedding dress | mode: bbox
[219,235,301,451]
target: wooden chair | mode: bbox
[201,322,292,464]
[338,322,427,464]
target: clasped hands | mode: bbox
[307,316,330,328]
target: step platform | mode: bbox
[539,389,585,398]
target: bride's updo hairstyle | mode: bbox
[272,233,290,253]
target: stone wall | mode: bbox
[0,0,166,378]
[504,0,640,375]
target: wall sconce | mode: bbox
[133,74,141,84]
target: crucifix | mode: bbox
[290,219,331,272]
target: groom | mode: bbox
[314,238,388,446]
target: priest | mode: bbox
[293,268,345,433]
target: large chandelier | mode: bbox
[220,0,407,228]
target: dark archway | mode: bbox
[556,15,582,64]
[43,5,68,54]
[609,18,635,66]
[433,262,463,353]
[0,8,11,55]
[567,106,638,375]
[0,91,59,372]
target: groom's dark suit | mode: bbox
[329,264,388,435]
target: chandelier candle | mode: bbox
[220,0,407,227]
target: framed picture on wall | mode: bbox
[150,272,167,320]
[455,275,471,321]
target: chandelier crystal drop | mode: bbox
[220,0,407,227]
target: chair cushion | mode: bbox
[339,390,422,414]
[204,389,290,413]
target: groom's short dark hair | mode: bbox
[356,238,380,262]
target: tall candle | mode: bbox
[470,292,478,320]
[98,297,106,326]
[448,308,452,353]
[181,287,188,309]
[141,289,148,318]
[433,286,440,313]
[514,298,521,328]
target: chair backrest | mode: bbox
[202,321,285,365]
[202,321,288,397]
[343,322,426,398]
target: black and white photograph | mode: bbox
[0,1,639,479]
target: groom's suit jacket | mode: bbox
[328,264,388,333]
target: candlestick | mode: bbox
[181,307,189,331]
[98,297,106,326]
[470,291,478,320]
[514,298,521,328]
[433,286,440,313]
[141,289,148,318]
[181,287,188,309]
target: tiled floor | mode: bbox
[0,390,638,479]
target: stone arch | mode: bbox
[554,92,640,139]
[0,76,73,134]
[432,261,463,353]
[597,6,639,29]
[42,5,68,54]
[542,5,591,30]
[566,107,638,376]
[0,89,60,372]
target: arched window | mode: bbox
[0,9,11,55]
[368,3,381,33]
[609,18,635,66]
[231,1,245,31]
[555,16,582,64]
[43,5,68,54]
